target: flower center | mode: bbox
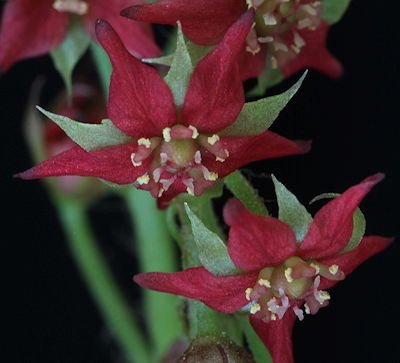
[130,124,229,198]
[244,256,345,323]
[245,0,321,68]
[53,0,89,15]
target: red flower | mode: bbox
[0,0,160,71]
[16,12,309,207]
[122,0,342,80]
[134,174,393,361]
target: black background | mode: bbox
[1,1,399,362]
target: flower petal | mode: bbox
[237,45,267,81]
[134,267,258,313]
[0,0,69,71]
[203,131,311,178]
[181,10,254,134]
[95,20,176,138]
[249,310,296,363]
[318,236,394,290]
[281,22,342,78]
[299,173,385,260]
[15,143,149,185]
[83,0,160,59]
[225,199,298,271]
[121,0,247,46]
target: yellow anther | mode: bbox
[53,0,89,15]
[310,263,320,275]
[290,45,301,54]
[319,291,330,301]
[258,279,271,288]
[130,153,142,167]
[224,149,230,157]
[245,288,253,301]
[246,0,253,8]
[162,127,171,142]
[158,188,164,197]
[271,56,278,69]
[246,45,261,55]
[136,174,150,185]
[208,172,218,181]
[328,264,339,275]
[270,313,277,321]
[285,267,294,283]
[207,134,220,145]
[250,303,261,314]
[186,187,195,196]
[188,125,199,139]
[304,303,311,314]
[216,157,225,162]
[138,138,151,148]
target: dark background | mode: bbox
[2,1,399,362]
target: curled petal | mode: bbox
[134,267,258,314]
[225,199,298,271]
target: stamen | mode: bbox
[285,267,294,283]
[270,313,277,320]
[304,303,311,314]
[183,178,195,196]
[208,172,218,181]
[188,125,199,139]
[53,0,89,15]
[162,127,172,142]
[207,134,220,145]
[194,150,202,164]
[298,18,313,29]
[293,306,304,321]
[310,263,320,275]
[216,157,225,162]
[160,152,168,165]
[157,188,164,197]
[263,13,277,25]
[274,42,289,52]
[130,153,142,167]
[138,138,151,148]
[328,264,339,275]
[245,288,253,301]
[271,56,278,69]
[250,303,261,314]
[301,4,318,16]
[136,174,150,185]
[258,279,271,288]
[258,36,274,43]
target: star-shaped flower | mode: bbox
[16,12,309,207]
[0,0,160,71]
[134,174,393,361]
[122,0,342,81]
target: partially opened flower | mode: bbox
[122,0,343,81]
[0,0,160,72]
[16,12,309,207]
[134,174,393,361]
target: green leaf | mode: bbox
[238,316,273,363]
[272,175,312,244]
[221,71,306,137]
[322,0,351,24]
[51,19,90,98]
[247,55,284,97]
[310,193,366,253]
[224,170,269,216]
[37,106,132,151]
[164,22,193,107]
[185,203,240,276]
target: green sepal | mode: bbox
[247,55,284,97]
[272,175,312,244]
[220,72,307,137]
[164,22,193,107]
[36,106,132,152]
[224,170,269,216]
[310,193,366,253]
[142,54,174,67]
[321,0,351,24]
[51,18,90,98]
[185,203,240,276]
[186,41,213,67]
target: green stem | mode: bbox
[123,188,182,361]
[56,197,150,363]
[224,170,269,216]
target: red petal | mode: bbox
[225,199,298,271]
[318,236,394,290]
[15,143,149,185]
[299,173,385,260]
[121,0,247,46]
[203,131,311,178]
[237,45,267,80]
[0,0,69,71]
[181,10,254,133]
[250,310,296,363]
[83,0,160,59]
[282,22,342,79]
[134,267,258,313]
[95,20,176,138]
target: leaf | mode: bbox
[51,19,90,98]
[310,193,366,253]
[164,22,193,107]
[185,203,240,276]
[220,71,307,137]
[272,175,313,244]
[321,0,351,24]
[36,106,132,152]
[224,170,269,216]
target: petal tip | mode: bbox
[120,5,139,18]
